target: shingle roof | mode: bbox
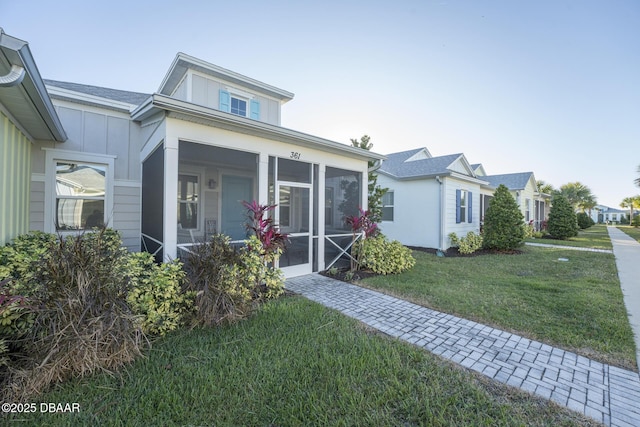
[44,79,150,106]
[483,172,534,190]
[379,149,464,179]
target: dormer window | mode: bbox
[219,89,260,120]
[230,97,247,116]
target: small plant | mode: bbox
[345,208,379,271]
[344,270,355,282]
[126,253,190,337]
[242,200,288,263]
[327,267,339,276]
[449,231,483,255]
[354,235,415,275]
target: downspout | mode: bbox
[436,176,445,250]
[368,158,383,173]
[0,64,25,87]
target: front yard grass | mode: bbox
[617,225,640,243]
[360,245,636,371]
[8,297,598,426]
[526,224,612,249]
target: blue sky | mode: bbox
[3,0,639,208]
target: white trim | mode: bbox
[46,85,142,113]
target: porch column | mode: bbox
[317,164,326,270]
[163,136,179,262]
[258,152,268,205]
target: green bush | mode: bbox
[547,195,579,239]
[126,252,190,337]
[482,185,525,251]
[355,235,415,275]
[632,215,640,227]
[182,234,284,327]
[449,231,483,254]
[1,228,146,402]
[576,212,595,229]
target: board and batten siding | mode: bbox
[1,112,32,245]
[190,73,281,125]
[113,182,141,251]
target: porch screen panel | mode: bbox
[142,146,164,261]
[324,167,362,269]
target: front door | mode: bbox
[277,183,312,277]
[221,175,253,241]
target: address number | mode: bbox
[290,151,301,160]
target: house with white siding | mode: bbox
[376,148,487,250]
[591,205,627,224]
[377,148,550,250]
[1,30,385,277]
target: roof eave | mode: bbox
[132,94,385,162]
[0,29,66,142]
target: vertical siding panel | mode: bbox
[0,114,7,244]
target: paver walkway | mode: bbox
[286,274,640,426]
[525,241,613,254]
[608,226,640,367]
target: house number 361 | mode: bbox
[290,151,301,160]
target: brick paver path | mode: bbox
[286,274,640,426]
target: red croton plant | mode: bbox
[242,200,289,262]
[345,208,379,270]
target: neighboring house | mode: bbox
[591,205,627,224]
[377,148,487,250]
[2,31,385,278]
[0,29,66,245]
[478,171,550,231]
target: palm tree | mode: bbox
[557,182,597,211]
[635,165,640,188]
[536,180,554,194]
[621,196,640,224]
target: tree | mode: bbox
[350,135,388,224]
[620,196,640,225]
[556,182,597,212]
[536,180,554,195]
[547,195,579,239]
[482,184,525,251]
[635,165,640,188]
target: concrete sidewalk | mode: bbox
[286,274,640,426]
[608,226,640,366]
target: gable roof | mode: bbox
[0,29,66,141]
[158,53,294,103]
[483,172,535,191]
[379,148,476,179]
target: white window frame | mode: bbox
[226,87,254,118]
[459,190,467,223]
[382,191,395,222]
[525,198,531,222]
[44,149,115,234]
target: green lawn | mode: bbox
[617,225,640,243]
[526,224,612,249]
[361,245,636,370]
[7,297,598,426]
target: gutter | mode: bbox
[0,64,25,87]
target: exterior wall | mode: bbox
[376,174,441,249]
[189,71,282,125]
[1,111,31,245]
[29,100,142,251]
[442,177,481,248]
[514,181,536,222]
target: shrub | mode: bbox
[482,185,525,251]
[354,235,415,275]
[547,195,579,239]
[449,232,483,254]
[576,212,595,229]
[126,252,190,337]
[2,228,146,401]
[633,215,640,227]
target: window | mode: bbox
[219,89,260,119]
[382,191,394,221]
[55,162,106,230]
[456,189,473,223]
[178,174,199,229]
[230,97,247,116]
[525,198,531,222]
